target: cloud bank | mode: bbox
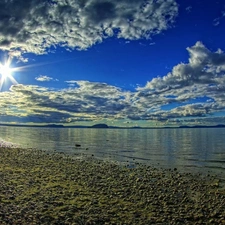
[0,0,178,58]
[1,42,225,125]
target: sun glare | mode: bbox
[0,63,12,79]
[0,57,18,91]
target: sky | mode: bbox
[0,0,225,127]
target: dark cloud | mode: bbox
[85,1,116,23]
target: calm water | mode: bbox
[1,126,225,177]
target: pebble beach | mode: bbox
[0,147,225,225]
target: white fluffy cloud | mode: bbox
[35,75,58,82]
[1,42,225,125]
[0,0,178,57]
[132,41,225,120]
[137,42,225,91]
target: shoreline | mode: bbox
[0,147,225,224]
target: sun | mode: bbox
[0,57,18,91]
[0,63,12,79]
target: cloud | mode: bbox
[35,75,58,82]
[0,0,178,57]
[137,41,225,91]
[1,42,225,125]
[0,81,131,123]
[132,41,225,120]
[178,116,225,125]
[185,6,192,13]
[213,10,225,26]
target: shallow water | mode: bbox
[1,126,225,177]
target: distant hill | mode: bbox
[0,123,65,128]
[130,126,141,129]
[91,124,109,128]
[45,124,64,128]
[179,125,190,128]
[179,124,225,128]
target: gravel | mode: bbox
[0,147,225,225]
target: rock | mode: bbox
[75,144,81,147]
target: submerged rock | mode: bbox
[75,144,81,147]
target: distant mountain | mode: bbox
[45,124,64,128]
[130,126,141,129]
[215,124,225,128]
[179,125,192,128]
[0,123,43,128]
[0,123,65,128]
[91,124,109,128]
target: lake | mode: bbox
[1,126,225,178]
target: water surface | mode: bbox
[1,126,225,177]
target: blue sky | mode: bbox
[0,0,225,127]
